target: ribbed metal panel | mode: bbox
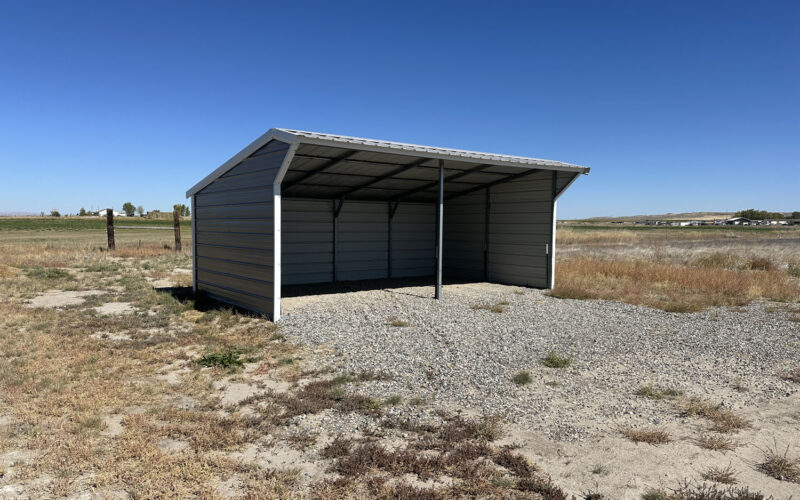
[486,176,552,287]
[443,191,485,280]
[194,139,290,315]
[391,203,435,278]
[282,198,334,285]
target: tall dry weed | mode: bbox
[552,257,800,312]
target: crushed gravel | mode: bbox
[279,283,800,441]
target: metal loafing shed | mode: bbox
[186,129,589,320]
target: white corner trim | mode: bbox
[272,184,282,321]
[550,200,557,289]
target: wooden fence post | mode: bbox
[173,210,182,252]
[106,209,115,251]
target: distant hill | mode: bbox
[0,211,38,217]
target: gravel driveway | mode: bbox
[279,283,800,441]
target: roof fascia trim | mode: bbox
[290,135,589,175]
[186,128,299,197]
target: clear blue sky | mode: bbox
[1,1,797,218]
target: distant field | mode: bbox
[0,217,191,231]
[560,223,797,233]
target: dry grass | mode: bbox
[619,427,672,445]
[470,301,508,313]
[318,413,568,499]
[551,257,800,312]
[696,434,739,452]
[679,398,750,433]
[386,316,410,327]
[701,464,738,484]
[756,443,800,483]
[636,384,684,400]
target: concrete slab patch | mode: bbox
[93,302,137,316]
[24,290,104,309]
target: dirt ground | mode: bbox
[0,226,798,499]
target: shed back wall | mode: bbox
[281,198,435,286]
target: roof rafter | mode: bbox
[282,149,358,191]
[391,163,492,201]
[446,168,543,201]
[333,158,430,198]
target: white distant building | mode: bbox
[95,209,122,217]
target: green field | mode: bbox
[0,217,191,231]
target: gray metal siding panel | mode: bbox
[391,203,435,278]
[282,199,333,285]
[443,192,485,280]
[194,139,289,316]
[487,176,552,287]
[336,202,388,281]
[281,199,436,285]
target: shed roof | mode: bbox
[187,128,589,198]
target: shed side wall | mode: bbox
[487,171,553,287]
[193,140,289,314]
[443,170,555,287]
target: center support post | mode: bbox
[435,159,443,299]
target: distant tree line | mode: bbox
[735,209,800,220]
[50,202,191,217]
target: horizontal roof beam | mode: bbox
[391,163,492,202]
[331,158,430,198]
[445,168,543,201]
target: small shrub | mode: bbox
[701,464,738,484]
[383,395,402,406]
[512,371,532,385]
[744,257,775,272]
[471,302,507,313]
[591,464,610,476]
[408,397,425,406]
[542,351,572,368]
[320,436,352,459]
[25,267,70,280]
[636,384,683,400]
[696,434,738,452]
[620,427,671,445]
[696,253,738,269]
[198,349,244,369]
[788,262,800,278]
[756,443,799,483]
[679,398,750,433]
[386,316,409,327]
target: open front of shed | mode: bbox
[186,129,589,320]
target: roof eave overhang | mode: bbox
[186,128,590,198]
